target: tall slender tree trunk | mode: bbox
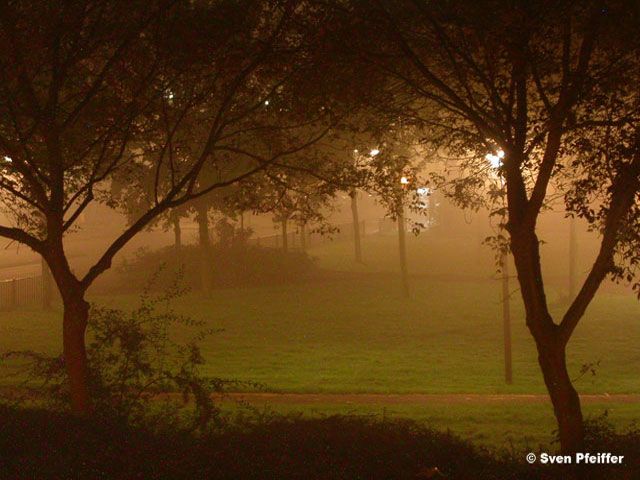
[350,190,363,263]
[172,213,182,252]
[397,208,410,297]
[196,204,211,295]
[281,219,288,253]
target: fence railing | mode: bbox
[0,275,44,310]
[0,219,379,309]
[247,220,368,250]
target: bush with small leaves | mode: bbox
[2,268,234,433]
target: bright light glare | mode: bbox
[498,150,505,158]
[264,100,270,105]
[417,187,430,195]
[370,149,379,156]
[486,153,501,168]
[400,176,409,184]
[3,156,11,163]
[353,149,358,153]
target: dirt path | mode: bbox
[3,387,637,405]
[215,393,640,405]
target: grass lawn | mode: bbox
[1,232,639,451]
[3,272,640,395]
[226,401,639,454]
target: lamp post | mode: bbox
[398,175,410,298]
[351,149,363,263]
[487,150,512,385]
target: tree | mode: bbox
[365,135,427,298]
[230,156,340,253]
[336,0,640,453]
[0,0,335,414]
[111,174,189,255]
[192,195,215,293]
[349,146,366,263]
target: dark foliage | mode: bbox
[1,279,231,432]
[581,413,640,479]
[116,244,317,292]
[8,409,636,480]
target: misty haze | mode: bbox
[0,1,639,479]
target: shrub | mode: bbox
[1,271,232,432]
[0,410,557,479]
[2,405,639,479]
[115,243,317,293]
[581,412,640,479]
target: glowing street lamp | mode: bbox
[396,173,410,297]
[350,148,364,263]
[485,150,505,169]
[485,148,512,385]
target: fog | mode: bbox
[2,1,639,476]
[0,189,618,298]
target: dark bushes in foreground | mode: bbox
[1,408,638,480]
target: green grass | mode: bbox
[2,267,639,394]
[1,232,639,452]
[226,401,639,454]
[188,276,639,394]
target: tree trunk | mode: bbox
[281,219,288,253]
[197,207,210,249]
[397,208,410,297]
[196,204,211,295]
[537,338,585,455]
[42,225,93,415]
[501,252,512,385]
[350,191,363,263]
[509,231,585,454]
[62,294,91,415]
[172,213,182,251]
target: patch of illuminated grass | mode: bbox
[2,272,639,395]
